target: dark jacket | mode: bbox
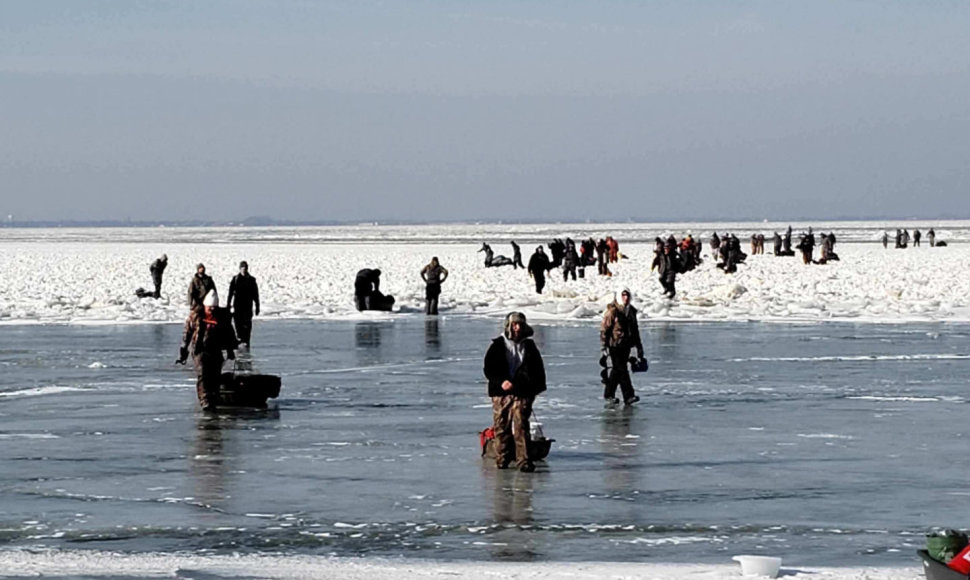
[563,245,578,268]
[657,251,681,280]
[187,273,216,308]
[354,269,381,296]
[483,336,546,399]
[228,273,260,314]
[601,302,644,356]
[150,259,167,282]
[528,251,551,276]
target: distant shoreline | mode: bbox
[1,216,967,229]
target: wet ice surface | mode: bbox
[0,318,967,566]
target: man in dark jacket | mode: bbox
[177,290,236,411]
[655,242,681,298]
[150,254,168,298]
[510,241,524,270]
[227,261,260,346]
[596,238,609,275]
[420,257,449,315]
[600,288,645,407]
[913,229,921,247]
[354,268,383,311]
[928,228,936,247]
[483,312,546,472]
[548,239,565,269]
[527,246,551,294]
[187,263,216,309]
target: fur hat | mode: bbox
[203,290,219,308]
[615,287,633,303]
[503,311,533,339]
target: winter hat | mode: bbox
[161,254,167,261]
[503,311,534,339]
[239,260,248,268]
[615,287,633,303]
[203,290,219,308]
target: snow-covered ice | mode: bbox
[0,222,967,325]
[0,549,924,579]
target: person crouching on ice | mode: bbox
[178,290,236,412]
[601,287,645,407]
[483,312,546,472]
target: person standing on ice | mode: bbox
[913,229,921,247]
[227,261,260,347]
[187,263,216,309]
[149,254,168,299]
[420,257,449,315]
[562,240,579,281]
[527,246,551,294]
[483,312,546,472]
[510,241,525,270]
[654,240,681,298]
[596,238,609,275]
[882,231,889,249]
[177,290,236,412]
[928,228,936,247]
[600,288,644,407]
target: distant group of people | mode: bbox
[478,236,626,296]
[883,228,942,249]
[711,233,747,273]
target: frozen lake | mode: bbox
[1,317,967,567]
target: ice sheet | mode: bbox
[0,223,966,325]
[0,549,923,579]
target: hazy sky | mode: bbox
[2,1,969,222]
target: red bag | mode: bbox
[949,545,970,574]
[479,427,495,456]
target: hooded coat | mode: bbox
[483,323,546,399]
[188,273,216,308]
[601,299,644,357]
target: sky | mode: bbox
[1,1,969,223]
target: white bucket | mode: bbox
[732,555,782,578]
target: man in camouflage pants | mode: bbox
[483,312,547,472]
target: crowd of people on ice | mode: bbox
[140,223,948,468]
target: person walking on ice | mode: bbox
[600,287,646,407]
[227,261,260,347]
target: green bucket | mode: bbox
[927,530,968,563]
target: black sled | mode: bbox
[216,372,281,408]
[919,550,969,580]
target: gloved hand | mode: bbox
[255,307,260,316]
[226,350,235,360]
[176,347,188,365]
